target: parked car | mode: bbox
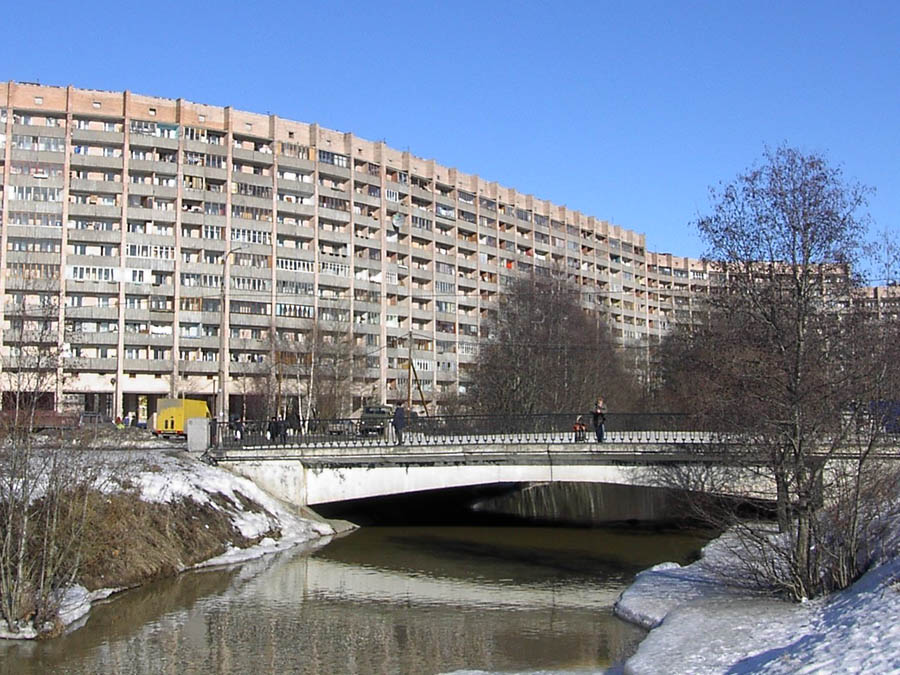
[0,409,80,433]
[326,419,356,436]
[358,405,393,435]
[870,400,900,433]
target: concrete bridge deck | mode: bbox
[207,430,899,507]
[209,434,746,507]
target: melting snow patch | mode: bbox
[616,524,900,674]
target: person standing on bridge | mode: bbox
[392,402,407,445]
[592,397,607,443]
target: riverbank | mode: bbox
[0,434,351,640]
[614,522,900,673]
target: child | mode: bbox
[573,415,587,442]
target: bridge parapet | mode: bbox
[214,422,718,454]
[208,432,721,465]
[215,412,699,448]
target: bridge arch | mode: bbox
[217,443,668,506]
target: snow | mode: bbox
[119,451,900,673]
[615,526,900,674]
[6,434,900,671]
[129,449,334,544]
[1,443,337,640]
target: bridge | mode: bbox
[206,413,899,508]
[206,413,764,507]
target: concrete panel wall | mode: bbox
[220,460,643,507]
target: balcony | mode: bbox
[69,178,123,195]
[68,331,119,346]
[276,154,315,173]
[232,193,273,210]
[276,201,315,219]
[123,358,173,373]
[130,134,178,152]
[318,206,351,224]
[128,183,177,199]
[69,357,118,371]
[128,158,175,174]
[69,154,123,171]
[232,146,274,167]
[10,149,65,164]
[71,128,124,146]
[68,202,121,220]
[64,305,118,321]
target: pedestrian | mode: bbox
[392,402,407,445]
[268,415,278,442]
[592,397,607,442]
[276,416,287,444]
[287,410,301,437]
[573,415,587,442]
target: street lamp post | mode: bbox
[217,246,243,424]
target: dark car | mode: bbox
[358,405,393,435]
[870,400,900,433]
[326,419,355,436]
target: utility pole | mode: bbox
[217,245,243,423]
[406,327,412,409]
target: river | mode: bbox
[0,520,709,674]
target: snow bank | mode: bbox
[616,529,900,673]
[2,446,338,640]
[132,450,334,543]
[614,535,761,630]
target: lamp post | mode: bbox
[217,245,243,423]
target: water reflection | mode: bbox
[0,526,707,674]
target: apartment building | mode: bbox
[0,81,714,421]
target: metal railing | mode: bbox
[213,412,699,450]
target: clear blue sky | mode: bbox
[3,0,898,271]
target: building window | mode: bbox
[318,150,348,168]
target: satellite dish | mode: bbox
[391,213,404,230]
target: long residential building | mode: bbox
[0,81,717,422]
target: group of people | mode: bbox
[251,398,604,447]
[261,406,409,445]
[267,415,287,443]
[574,396,607,443]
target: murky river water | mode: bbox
[0,524,709,674]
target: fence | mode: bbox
[214,412,694,449]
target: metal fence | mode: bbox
[214,412,695,449]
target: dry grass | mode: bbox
[77,490,276,591]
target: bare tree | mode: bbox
[864,226,900,287]
[310,328,359,418]
[655,145,900,600]
[466,276,640,415]
[0,291,106,634]
[271,320,360,424]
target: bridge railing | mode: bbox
[213,412,698,449]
